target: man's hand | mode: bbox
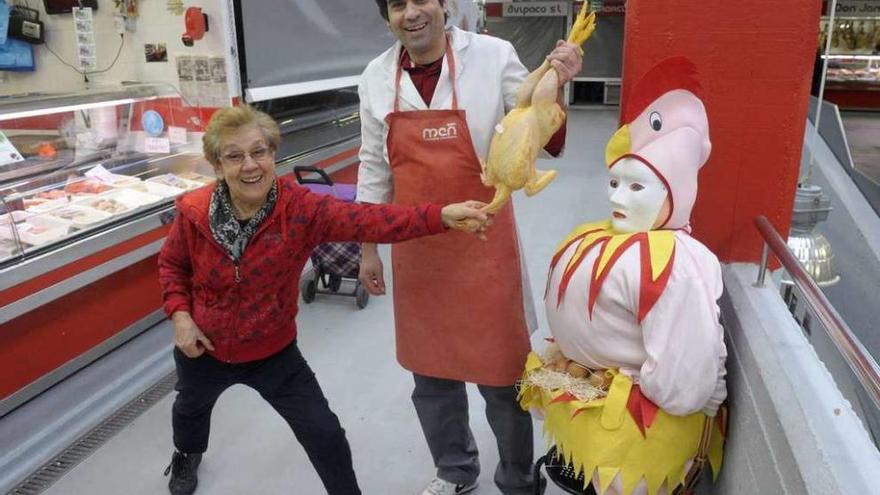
[172,311,215,358]
[547,40,584,87]
[359,243,386,296]
[441,201,492,239]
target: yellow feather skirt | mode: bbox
[519,353,724,495]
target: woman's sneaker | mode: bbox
[420,477,478,495]
[163,451,202,495]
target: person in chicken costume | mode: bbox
[519,57,727,495]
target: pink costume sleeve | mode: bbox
[638,269,726,416]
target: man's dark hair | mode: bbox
[374,0,389,21]
[374,0,446,22]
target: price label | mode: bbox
[144,137,171,154]
[85,164,117,184]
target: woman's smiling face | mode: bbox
[215,125,277,214]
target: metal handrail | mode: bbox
[754,215,880,412]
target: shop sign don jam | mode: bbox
[836,0,880,16]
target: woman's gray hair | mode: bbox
[202,105,281,166]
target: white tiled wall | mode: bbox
[1,0,233,99]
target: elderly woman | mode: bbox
[158,105,488,495]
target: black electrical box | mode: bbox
[8,7,45,44]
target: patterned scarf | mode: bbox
[208,180,277,261]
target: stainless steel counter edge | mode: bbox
[0,239,165,326]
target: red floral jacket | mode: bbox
[158,175,444,363]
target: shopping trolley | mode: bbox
[533,446,596,495]
[294,166,369,309]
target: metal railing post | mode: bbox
[753,215,880,412]
[756,242,770,287]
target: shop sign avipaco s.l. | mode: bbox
[836,0,880,15]
[502,1,569,17]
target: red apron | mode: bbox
[385,40,531,386]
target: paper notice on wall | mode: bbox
[176,54,228,108]
[193,56,212,107]
[209,57,229,107]
[176,54,194,81]
[73,7,97,72]
[0,131,25,167]
[176,55,199,107]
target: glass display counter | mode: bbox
[0,84,214,265]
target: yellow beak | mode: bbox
[605,124,632,167]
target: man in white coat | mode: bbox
[357,1,583,494]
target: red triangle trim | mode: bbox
[636,241,676,323]
[625,384,660,437]
[588,234,644,319]
[545,230,592,300]
[558,236,609,308]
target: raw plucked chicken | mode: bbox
[480,6,596,214]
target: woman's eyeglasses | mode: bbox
[221,146,273,166]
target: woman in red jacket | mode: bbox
[158,105,488,495]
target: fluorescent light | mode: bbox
[0,97,161,122]
[821,54,880,61]
[246,76,362,103]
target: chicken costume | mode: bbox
[519,58,727,495]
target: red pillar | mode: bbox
[621,1,822,262]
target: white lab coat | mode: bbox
[356,26,528,204]
[356,26,539,333]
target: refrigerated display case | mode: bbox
[0,83,215,415]
[0,84,213,265]
[820,16,880,109]
[0,83,364,416]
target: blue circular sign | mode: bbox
[141,110,165,137]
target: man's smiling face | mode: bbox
[386,0,447,60]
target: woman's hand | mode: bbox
[172,311,215,358]
[359,243,386,296]
[441,201,492,239]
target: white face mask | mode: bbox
[608,158,669,233]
